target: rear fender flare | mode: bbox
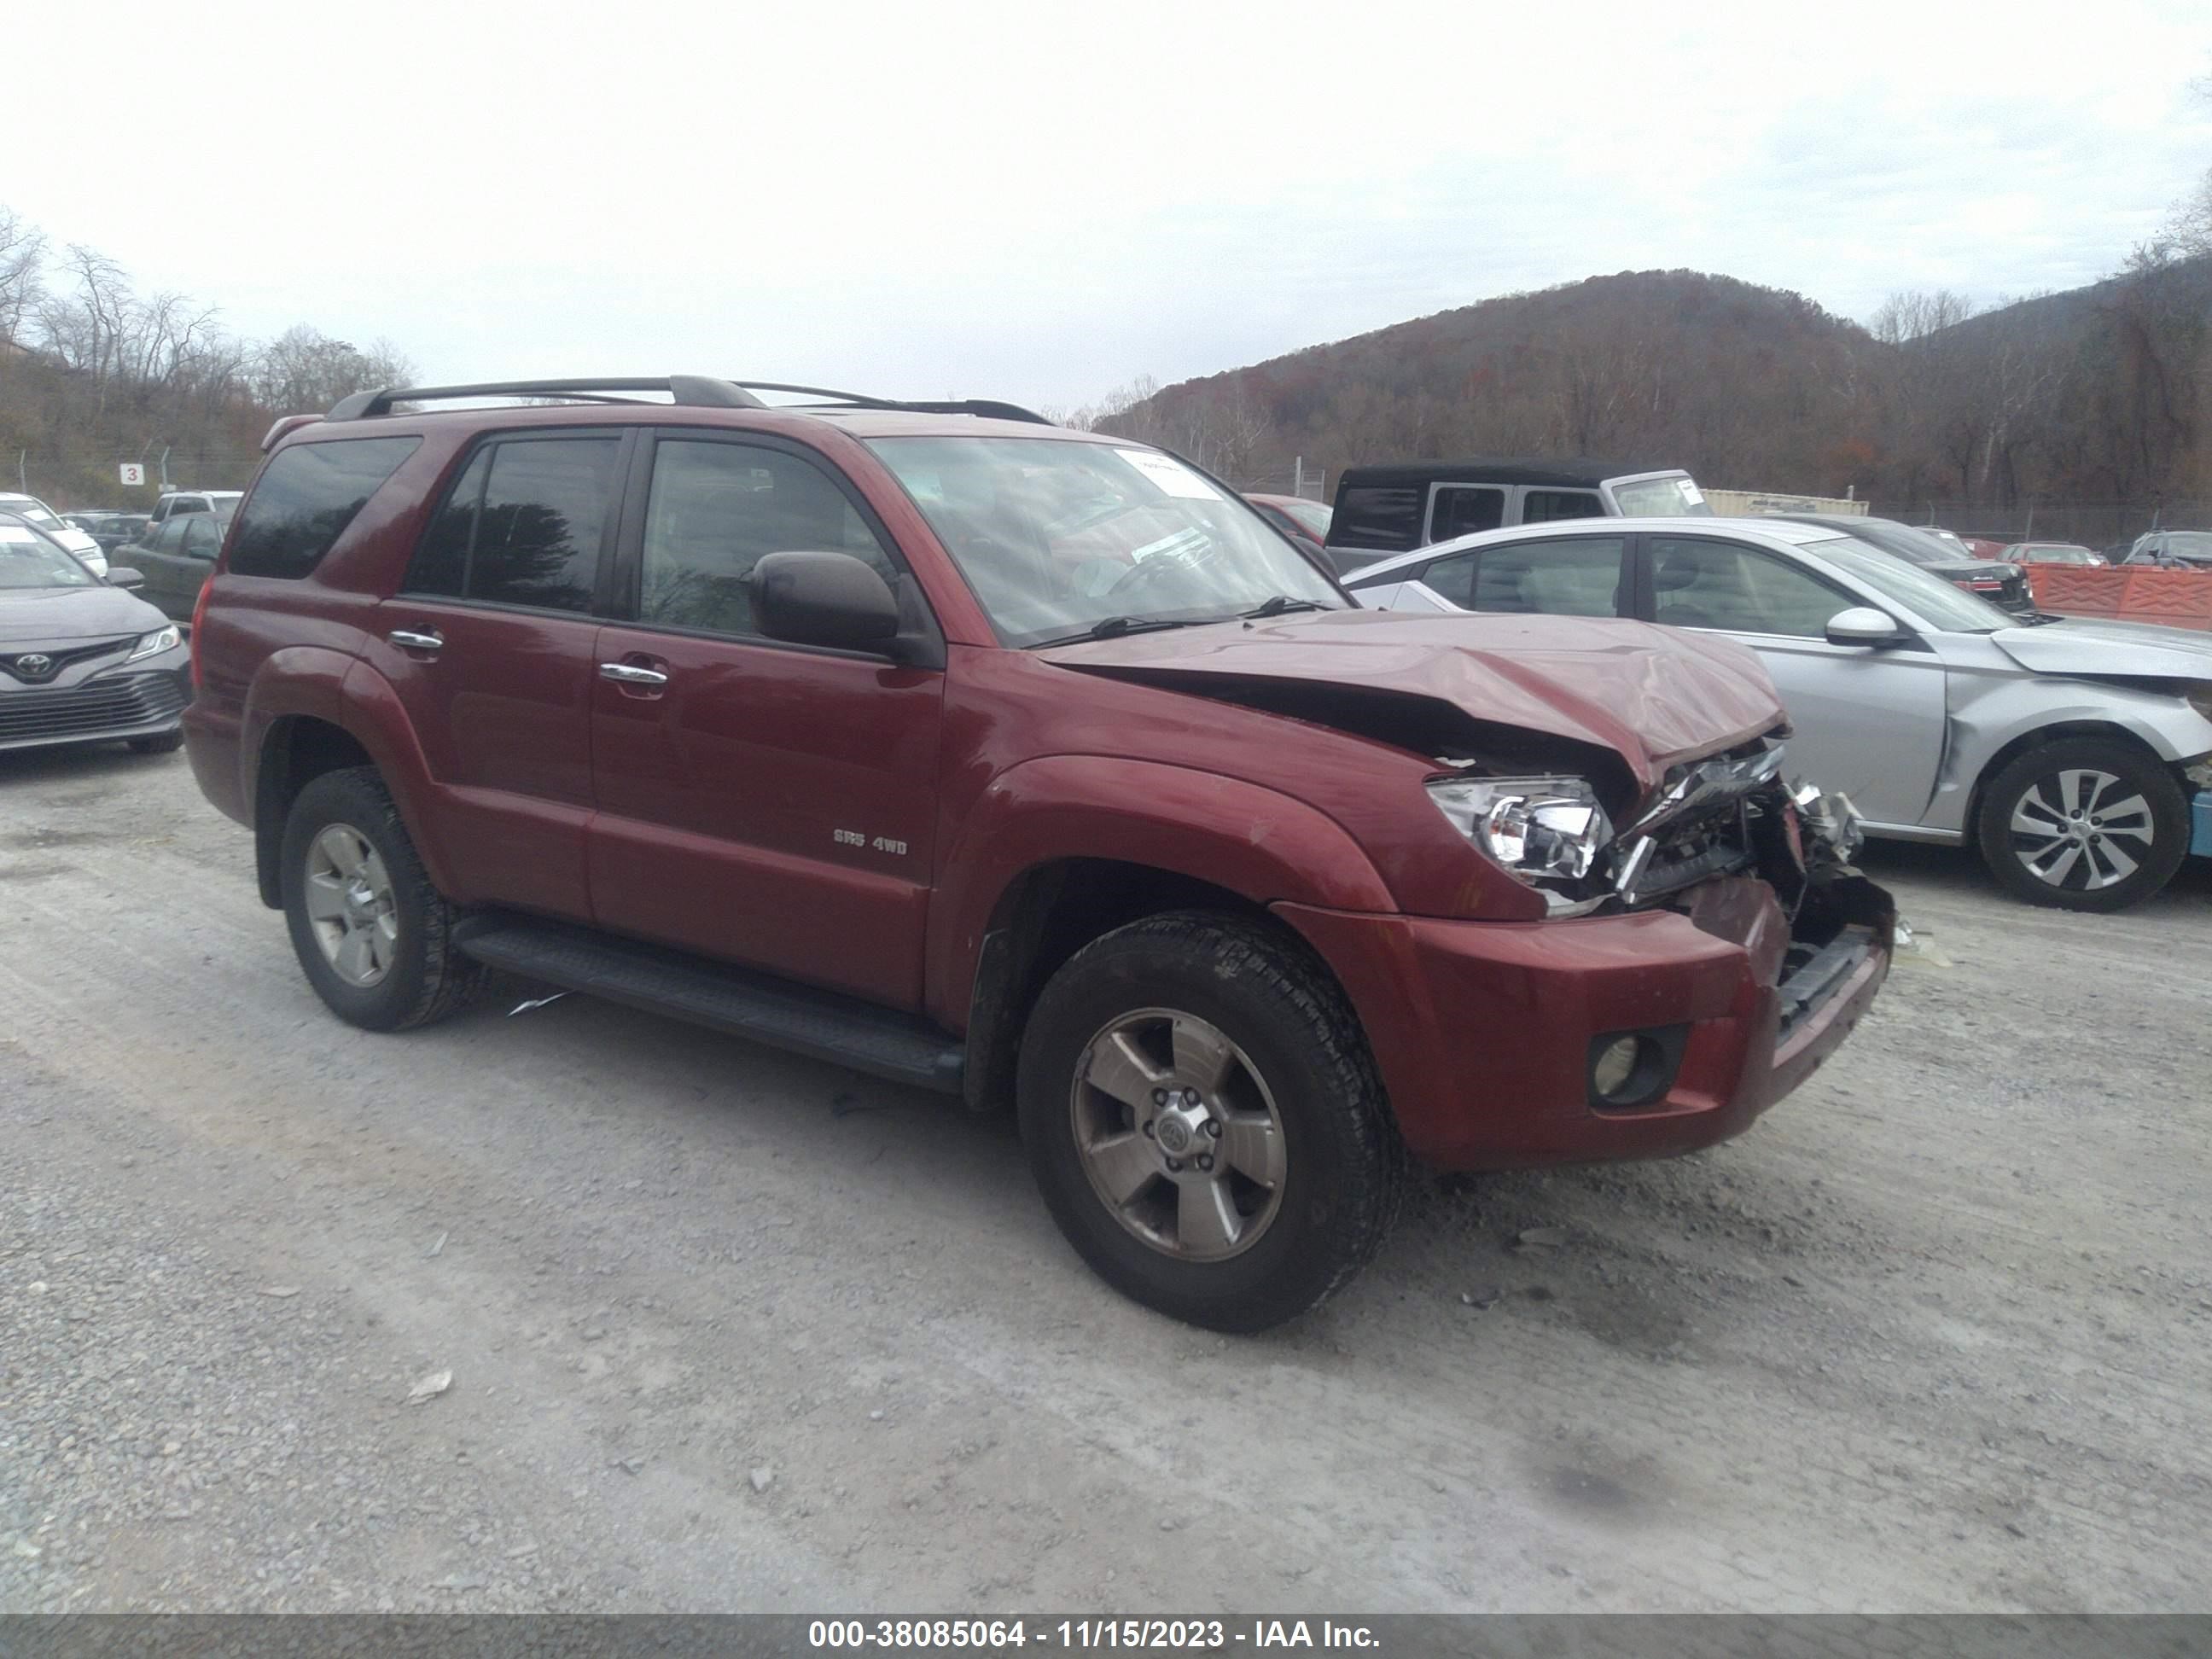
[242,652,459,900]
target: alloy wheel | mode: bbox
[2006,768,2156,893]
[1069,1007,1287,1261]
[302,823,399,987]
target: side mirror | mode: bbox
[106,567,146,591]
[752,551,901,653]
[1825,606,1903,646]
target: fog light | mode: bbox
[1592,1036,1642,1099]
[1586,1025,1690,1109]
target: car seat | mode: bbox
[1653,551,1716,629]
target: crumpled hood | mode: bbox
[1040,608,1784,788]
[1990,616,2212,680]
[0,585,166,643]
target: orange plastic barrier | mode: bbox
[2026,565,2212,631]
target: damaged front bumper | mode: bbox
[1273,758,1895,1171]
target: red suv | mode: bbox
[184,376,1892,1330]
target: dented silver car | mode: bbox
[1348,516,2212,911]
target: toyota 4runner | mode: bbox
[183,375,1893,1331]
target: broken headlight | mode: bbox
[1427,775,1611,901]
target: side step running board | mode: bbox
[452,915,965,1095]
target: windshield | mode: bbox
[1281,498,1332,537]
[1864,526,1959,567]
[1799,535,2017,632]
[1611,474,1712,516]
[0,527,101,589]
[867,436,1345,646]
[2146,531,2212,561]
[2021,544,2095,564]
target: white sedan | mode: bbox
[1345,516,2212,911]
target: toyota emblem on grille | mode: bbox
[12,654,55,680]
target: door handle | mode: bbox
[388,629,443,652]
[598,661,670,687]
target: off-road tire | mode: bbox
[126,730,184,754]
[280,766,486,1031]
[1016,911,1403,1332]
[1975,737,2188,912]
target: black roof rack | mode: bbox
[731,382,1052,425]
[326,376,766,421]
[325,376,1054,427]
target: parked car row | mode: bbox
[1,492,110,577]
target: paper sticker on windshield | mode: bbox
[1115,449,1221,501]
[1677,480,1706,505]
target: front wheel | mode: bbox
[1975,738,2188,911]
[1016,911,1401,1332]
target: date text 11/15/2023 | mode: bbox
[807,1619,1382,1649]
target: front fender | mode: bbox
[923,754,1397,1028]
[1930,676,2212,835]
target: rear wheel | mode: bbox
[1975,738,2187,912]
[1016,911,1400,1332]
[280,766,485,1030]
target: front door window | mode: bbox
[1468,536,1627,617]
[1648,537,1846,637]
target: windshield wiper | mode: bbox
[1240,595,1330,618]
[1030,614,1208,649]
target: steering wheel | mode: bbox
[1105,542,1218,601]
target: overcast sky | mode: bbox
[15,0,2212,410]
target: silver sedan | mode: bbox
[1345,516,2212,911]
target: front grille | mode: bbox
[0,637,133,685]
[1627,813,1754,903]
[0,672,186,743]
[1776,926,1880,1044]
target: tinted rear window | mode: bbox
[405,437,619,613]
[1522,489,1604,523]
[1330,485,1423,551]
[230,438,422,579]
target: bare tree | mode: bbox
[0,206,44,346]
[253,325,416,412]
[2160,73,2212,258]
[1868,288,1979,346]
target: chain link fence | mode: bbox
[1225,460,1328,502]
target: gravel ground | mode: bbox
[1,744,2208,1614]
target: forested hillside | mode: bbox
[1086,259,2212,529]
[10,188,2209,534]
[0,203,410,510]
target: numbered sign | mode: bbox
[119,463,145,486]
